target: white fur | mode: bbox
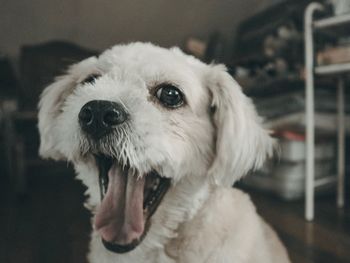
[38,42,290,263]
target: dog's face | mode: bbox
[38,42,273,254]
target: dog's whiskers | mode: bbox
[77,126,138,170]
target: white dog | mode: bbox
[38,42,290,263]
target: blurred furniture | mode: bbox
[0,55,18,98]
[304,3,350,221]
[232,1,349,218]
[0,56,18,180]
[4,40,97,193]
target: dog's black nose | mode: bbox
[79,100,128,139]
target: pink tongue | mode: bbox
[94,164,145,245]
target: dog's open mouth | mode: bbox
[94,155,171,253]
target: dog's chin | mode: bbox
[93,154,171,254]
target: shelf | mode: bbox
[243,75,303,97]
[314,175,337,188]
[315,62,350,75]
[303,2,348,221]
[265,112,350,134]
[314,13,350,29]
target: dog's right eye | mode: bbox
[155,84,184,108]
[80,74,101,85]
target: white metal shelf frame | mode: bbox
[304,3,348,221]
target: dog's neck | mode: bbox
[161,178,213,259]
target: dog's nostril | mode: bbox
[103,109,126,126]
[79,107,93,125]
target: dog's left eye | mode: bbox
[80,74,101,85]
[155,84,184,108]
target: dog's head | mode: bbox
[38,42,273,254]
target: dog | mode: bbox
[38,42,290,263]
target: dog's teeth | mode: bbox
[152,183,158,191]
[152,178,160,191]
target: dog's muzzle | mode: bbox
[79,100,128,140]
[78,100,172,253]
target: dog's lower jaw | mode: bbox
[88,232,177,263]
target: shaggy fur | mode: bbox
[38,42,290,263]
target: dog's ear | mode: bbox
[38,75,75,160]
[206,64,274,186]
[38,57,98,160]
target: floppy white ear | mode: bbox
[38,75,75,160]
[38,56,98,160]
[206,64,274,186]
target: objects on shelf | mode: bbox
[243,130,337,200]
[232,1,349,202]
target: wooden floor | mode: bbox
[1,167,349,263]
[250,190,350,263]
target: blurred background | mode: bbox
[0,0,349,262]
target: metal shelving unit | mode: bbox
[315,62,350,75]
[313,12,350,28]
[304,3,349,221]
